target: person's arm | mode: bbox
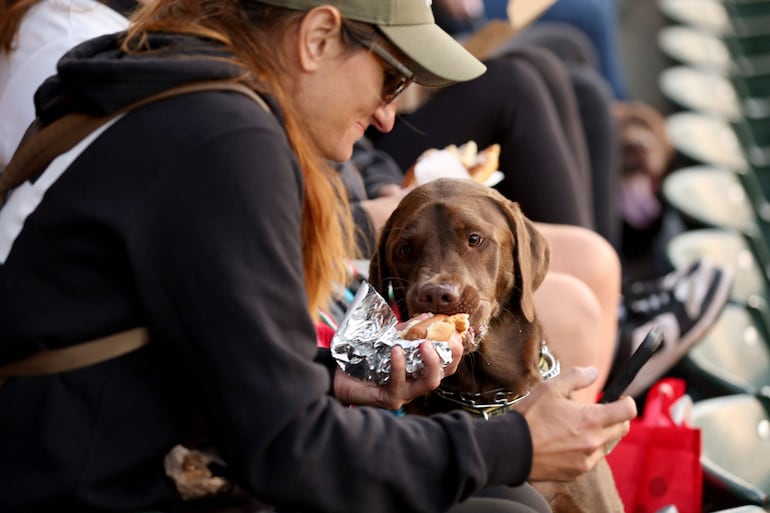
[342,139,407,256]
[351,137,404,198]
[336,158,379,256]
[346,138,412,256]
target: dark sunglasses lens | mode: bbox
[382,69,409,104]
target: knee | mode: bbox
[496,45,570,87]
[569,66,615,119]
[538,223,622,290]
[536,272,603,338]
[537,223,621,304]
[526,22,599,67]
[564,223,617,258]
[482,56,547,98]
[568,226,621,289]
[478,57,554,117]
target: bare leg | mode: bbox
[535,271,605,403]
[534,224,622,401]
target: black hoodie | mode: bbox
[0,33,533,513]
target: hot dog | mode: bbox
[401,313,470,341]
[401,141,500,188]
[467,143,500,184]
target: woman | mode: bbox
[0,1,636,512]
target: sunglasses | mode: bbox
[347,31,415,104]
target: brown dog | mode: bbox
[368,178,624,513]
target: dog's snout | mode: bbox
[416,283,461,312]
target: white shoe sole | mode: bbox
[625,266,734,398]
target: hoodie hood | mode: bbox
[35,32,249,125]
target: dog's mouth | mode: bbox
[403,289,491,353]
[463,323,488,354]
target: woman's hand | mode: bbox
[333,316,464,410]
[514,367,637,482]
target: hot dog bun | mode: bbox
[402,142,500,187]
[401,166,417,188]
[468,143,500,184]
[401,313,470,342]
[401,148,441,188]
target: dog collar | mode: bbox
[538,340,561,380]
[433,387,530,420]
[433,340,561,420]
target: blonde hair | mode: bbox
[123,0,357,316]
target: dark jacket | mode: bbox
[0,33,533,513]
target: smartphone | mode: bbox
[599,325,664,403]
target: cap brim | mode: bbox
[378,24,486,87]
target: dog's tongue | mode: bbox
[463,327,482,353]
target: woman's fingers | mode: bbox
[442,331,464,376]
[522,367,638,482]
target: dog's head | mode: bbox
[614,101,673,183]
[369,178,550,393]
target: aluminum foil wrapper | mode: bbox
[331,281,452,385]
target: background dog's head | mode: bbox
[369,178,550,393]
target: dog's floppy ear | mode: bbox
[367,217,409,318]
[367,223,390,292]
[506,201,550,322]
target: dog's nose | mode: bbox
[416,283,460,312]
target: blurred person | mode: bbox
[0,0,131,171]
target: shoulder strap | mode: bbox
[0,79,268,206]
[0,327,149,386]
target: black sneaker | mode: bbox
[616,258,734,397]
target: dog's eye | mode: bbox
[468,233,483,247]
[397,245,412,258]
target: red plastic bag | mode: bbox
[606,378,702,513]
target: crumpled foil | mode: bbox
[331,281,452,385]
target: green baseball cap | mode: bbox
[257,0,486,87]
